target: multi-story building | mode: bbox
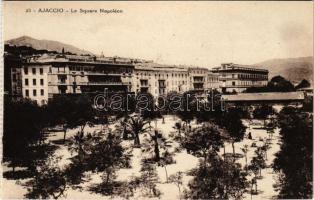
[212,63,268,93]
[207,72,220,90]
[133,63,190,96]
[15,54,135,105]
[10,54,269,105]
[188,67,209,91]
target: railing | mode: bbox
[57,82,67,85]
[193,80,204,83]
[79,82,125,86]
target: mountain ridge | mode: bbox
[5,36,93,56]
[254,56,313,84]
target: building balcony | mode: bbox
[193,80,205,83]
[57,82,67,85]
[78,82,126,86]
[86,72,132,76]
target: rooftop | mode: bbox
[222,92,305,102]
[134,63,189,72]
[212,63,268,73]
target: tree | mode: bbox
[3,97,49,172]
[115,116,130,139]
[169,172,183,200]
[295,79,311,90]
[244,76,295,93]
[273,107,312,199]
[159,150,175,183]
[47,94,95,142]
[220,108,246,160]
[185,152,248,199]
[249,147,266,178]
[163,91,181,114]
[24,156,67,199]
[267,76,295,92]
[67,131,131,194]
[142,128,174,182]
[137,92,161,126]
[142,129,172,162]
[248,147,266,195]
[253,104,275,120]
[138,161,161,197]
[86,132,131,194]
[126,115,151,147]
[177,91,197,128]
[182,124,224,164]
[69,94,95,137]
[302,95,313,112]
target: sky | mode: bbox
[3,1,313,67]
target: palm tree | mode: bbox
[126,116,151,147]
[115,116,129,139]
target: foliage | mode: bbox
[295,79,311,90]
[273,106,312,199]
[302,95,313,112]
[177,91,197,125]
[136,92,161,120]
[169,172,183,199]
[244,76,295,93]
[219,107,246,157]
[253,104,276,119]
[47,94,96,142]
[66,130,131,194]
[182,124,224,163]
[142,129,172,162]
[126,115,151,146]
[185,152,248,199]
[249,147,266,178]
[3,97,51,171]
[138,161,161,197]
[25,157,67,199]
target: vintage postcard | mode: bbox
[1,1,313,199]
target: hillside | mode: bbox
[5,36,93,56]
[254,57,313,84]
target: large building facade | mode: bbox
[14,54,135,105]
[133,63,190,96]
[212,63,268,93]
[10,55,268,105]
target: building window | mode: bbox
[12,74,17,82]
[33,89,37,96]
[32,68,36,74]
[24,68,28,75]
[25,79,29,86]
[40,89,44,96]
[40,79,44,85]
[25,89,29,97]
[33,79,36,86]
[232,81,235,86]
[40,68,43,75]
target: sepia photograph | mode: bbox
[1,1,313,199]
